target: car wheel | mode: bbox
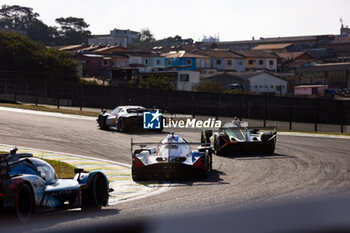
[82,174,107,210]
[98,115,107,129]
[118,118,126,132]
[214,137,222,156]
[16,183,34,223]
[208,151,213,172]
[261,133,276,154]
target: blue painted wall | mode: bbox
[165,57,197,71]
[152,57,165,67]
[211,58,225,71]
[234,59,246,72]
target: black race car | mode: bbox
[202,119,277,156]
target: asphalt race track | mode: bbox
[0,108,350,232]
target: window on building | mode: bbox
[179,74,189,81]
[237,60,243,65]
[269,60,274,65]
[271,85,274,88]
[260,85,262,88]
[255,85,258,88]
[259,60,264,65]
[186,59,192,65]
[216,60,221,65]
[157,59,161,65]
[167,60,172,66]
[248,60,254,65]
[103,60,109,66]
[145,59,149,65]
[227,60,232,66]
[120,61,126,66]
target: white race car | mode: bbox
[131,134,212,181]
[97,105,163,132]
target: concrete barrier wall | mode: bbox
[0,77,349,125]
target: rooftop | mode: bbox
[232,50,278,58]
[193,49,243,59]
[252,43,293,50]
[163,51,209,59]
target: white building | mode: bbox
[176,71,200,91]
[88,29,139,48]
[248,72,287,95]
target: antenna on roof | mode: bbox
[340,17,344,28]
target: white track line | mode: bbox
[0,106,95,121]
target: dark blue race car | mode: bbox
[0,148,109,222]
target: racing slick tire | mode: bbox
[131,170,145,182]
[82,174,108,210]
[214,135,224,156]
[201,130,213,144]
[261,133,276,154]
[16,183,35,223]
[98,115,107,130]
[201,150,212,179]
[118,118,127,132]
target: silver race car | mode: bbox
[202,119,277,156]
[131,134,212,181]
[97,105,163,132]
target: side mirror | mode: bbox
[10,147,18,155]
[74,168,84,174]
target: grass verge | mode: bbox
[44,159,77,179]
[0,103,99,117]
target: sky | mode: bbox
[1,0,350,42]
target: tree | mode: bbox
[131,28,156,50]
[0,31,79,82]
[137,29,155,43]
[27,20,58,45]
[0,5,39,31]
[0,5,57,45]
[140,76,174,90]
[55,17,91,45]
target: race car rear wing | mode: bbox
[131,138,210,153]
[203,126,277,133]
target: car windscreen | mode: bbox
[37,165,57,185]
[127,108,145,113]
[110,108,121,115]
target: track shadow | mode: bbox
[98,126,170,136]
[218,152,296,160]
[145,169,228,187]
[0,208,120,232]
